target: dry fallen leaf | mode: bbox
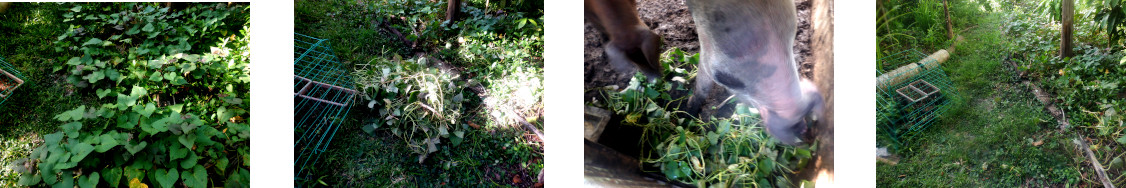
[1033,140,1044,146]
[469,122,481,129]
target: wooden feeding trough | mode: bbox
[895,80,940,103]
[0,56,26,107]
[294,75,357,107]
[0,69,24,97]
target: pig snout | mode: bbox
[685,0,810,145]
[758,80,823,145]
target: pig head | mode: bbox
[685,0,823,145]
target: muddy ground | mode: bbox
[583,0,816,113]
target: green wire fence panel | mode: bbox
[294,33,357,180]
[876,49,958,147]
[0,56,26,108]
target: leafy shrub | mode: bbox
[13,3,250,187]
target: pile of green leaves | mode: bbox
[591,48,815,187]
[13,3,250,187]
[353,55,470,164]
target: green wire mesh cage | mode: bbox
[294,33,357,180]
[0,56,27,107]
[877,49,958,147]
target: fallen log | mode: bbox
[876,49,950,92]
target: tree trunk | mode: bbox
[1060,0,1074,58]
[943,0,954,39]
[446,0,462,22]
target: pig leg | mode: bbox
[585,0,664,80]
[684,64,715,117]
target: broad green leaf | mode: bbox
[130,85,148,98]
[54,170,74,188]
[178,133,196,148]
[149,72,162,82]
[172,77,187,85]
[55,106,86,122]
[223,168,248,188]
[137,103,156,117]
[78,172,99,188]
[102,167,123,187]
[67,57,82,65]
[96,89,112,99]
[40,162,57,185]
[86,70,105,83]
[180,153,198,169]
[169,144,188,161]
[70,6,81,12]
[70,142,94,163]
[95,134,118,152]
[62,122,82,138]
[362,123,378,134]
[215,157,230,174]
[142,23,154,32]
[146,117,170,134]
[180,63,197,73]
[124,141,147,155]
[82,38,104,46]
[164,72,177,81]
[117,113,139,129]
[438,125,449,137]
[117,94,136,110]
[106,68,122,82]
[124,164,145,181]
[181,166,207,188]
[45,132,64,146]
[168,104,184,113]
[16,173,40,186]
[154,169,178,188]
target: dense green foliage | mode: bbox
[11,3,250,187]
[589,48,815,187]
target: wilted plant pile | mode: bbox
[353,55,469,164]
[590,48,816,187]
[11,3,249,187]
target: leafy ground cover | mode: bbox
[586,48,817,187]
[878,0,1126,186]
[294,0,543,186]
[0,2,250,187]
